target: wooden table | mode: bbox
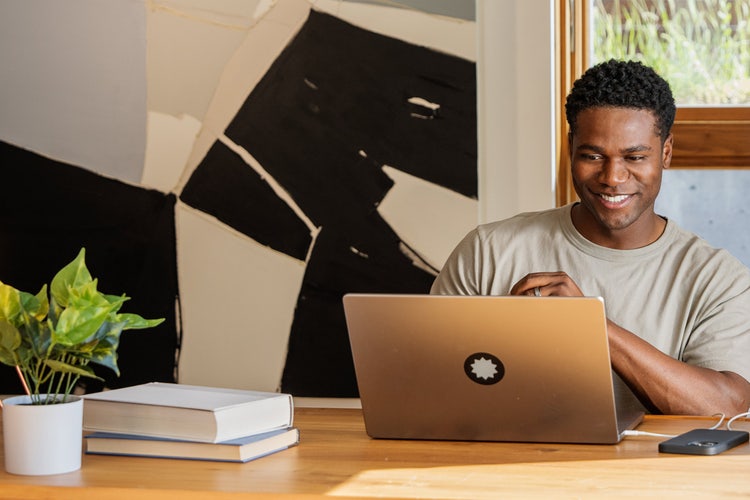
[2,407,750,499]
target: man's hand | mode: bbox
[509,272,585,297]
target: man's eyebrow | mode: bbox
[574,144,653,154]
[575,143,603,152]
[622,145,652,154]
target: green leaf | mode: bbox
[19,286,49,321]
[54,305,111,346]
[85,320,126,375]
[20,312,53,357]
[92,319,126,342]
[116,313,165,330]
[89,341,121,375]
[48,295,63,326]
[50,248,93,308]
[0,282,21,323]
[66,280,113,311]
[103,293,129,314]
[0,319,21,366]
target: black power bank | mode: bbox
[659,429,749,455]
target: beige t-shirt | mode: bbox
[431,204,750,383]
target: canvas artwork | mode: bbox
[0,1,477,396]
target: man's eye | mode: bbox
[626,156,646,162]
[580,154,602,161]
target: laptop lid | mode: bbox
[343,293,643,444]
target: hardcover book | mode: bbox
[85,427,300,463]
[83,382,294,443]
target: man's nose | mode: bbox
[598,159,629,185]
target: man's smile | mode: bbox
[597,192,633,208]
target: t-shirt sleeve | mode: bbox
[430,227,482,295]
[681,260,750,383]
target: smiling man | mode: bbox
[431,59,750,416]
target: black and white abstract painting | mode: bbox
[0,0,478,397]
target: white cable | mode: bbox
[622,413,728,440]
[708,413,726,430]
[621,429,677,438]
[727,411,750,431]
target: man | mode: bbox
[431,60,750,416]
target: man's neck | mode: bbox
[570,203,667,250]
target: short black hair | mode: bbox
[565,59,676,143]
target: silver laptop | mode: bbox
[343,293,643,444]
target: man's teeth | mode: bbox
[600,194,629,203]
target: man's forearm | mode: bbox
[607,320,750,416]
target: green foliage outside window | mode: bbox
[592,0,750,105]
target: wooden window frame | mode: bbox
[556,0,750,206]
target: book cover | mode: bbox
[85,427,300,463]
[83,382,294,443]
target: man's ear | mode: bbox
[662,133,674,169]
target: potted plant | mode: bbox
[0,247,163,475]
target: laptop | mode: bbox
[343,293,643,444]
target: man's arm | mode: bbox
[511,271,750,416]
[607,322,750,415]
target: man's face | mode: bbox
[569,106,673,248]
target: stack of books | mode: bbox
[82,382,298,463]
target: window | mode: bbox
[591,0,750,106]
[557,0,750,204]
[590,0,750,169]
[557,0,750,265]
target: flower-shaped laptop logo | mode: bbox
[464,352,505,385]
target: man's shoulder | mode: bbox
[478,205,568,235]
[665,220,750,276]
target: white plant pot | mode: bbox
[2,394,83,475]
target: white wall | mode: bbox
[477,0,556,224]
[0,0,147,183]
